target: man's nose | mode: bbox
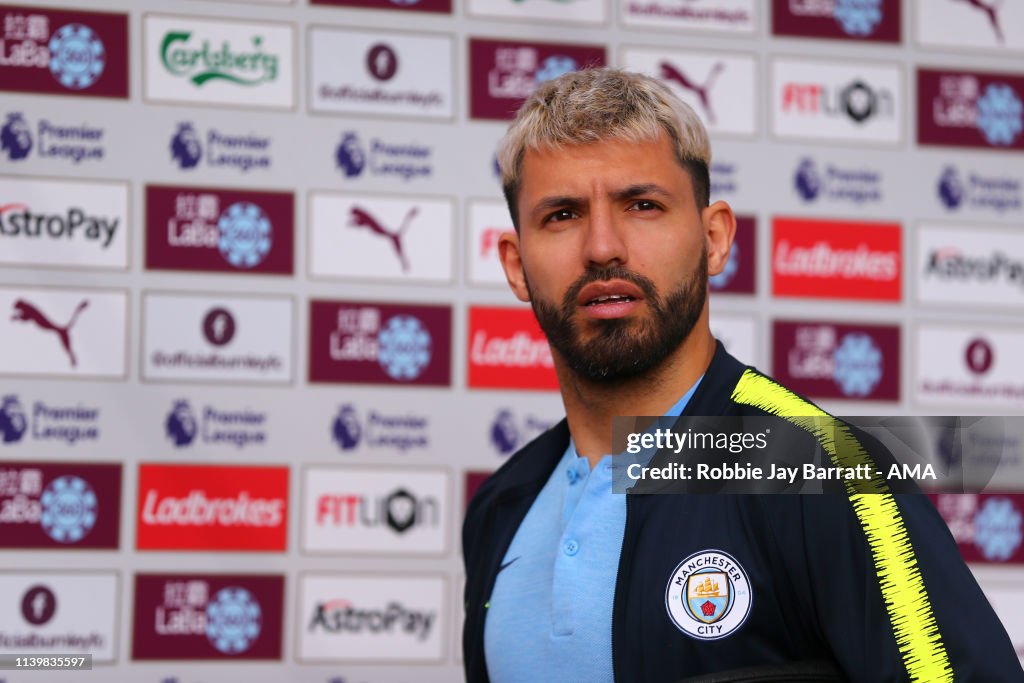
[582,203,627,268]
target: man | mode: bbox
[462,68,1022,682]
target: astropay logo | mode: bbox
[772,59,902,144]
[919,69,1024,151]
[169,122,272,173]
[0,177,128,269]
[918,225,1024,309]
[303,467,448,554]
[136,464,288,551]
[772,217,902,301]
[468,306,557,390]
[1,112,106,164]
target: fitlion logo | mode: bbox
[315,487,439,534]
[782,79,893,124]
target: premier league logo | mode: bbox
[974,497,1023,561]
[976,83,1024,147]
[794,158,822,201]
[937,166,965,210]
[218,202,272,268]
[206,587,262,654]
[833,0,882,36]
[0,395,28,444]
[335,132,366,178]
[832,333,882,398]
[48,24,106,90]
[666,550,752,640]
[1,113,33,161]
[377,315,432,381]
[490,409,520,455]
[332,404,362,451]
[166,400,197,447]
[171,122,203,169]
[39,475,98,543]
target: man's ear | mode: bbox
[703,200,737,277]
[498,231,531,302]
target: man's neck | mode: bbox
[557,327,716,469]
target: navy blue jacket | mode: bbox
[462,343,1023,682]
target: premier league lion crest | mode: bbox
[666,549,752,640]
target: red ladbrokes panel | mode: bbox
[136,464,288,551]
[772,217,902,302]
[468,306,558,391]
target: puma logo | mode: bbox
[11,298,89,368]
[955,0,1004,42]
[659,61,725,124]
[348,205,419,272]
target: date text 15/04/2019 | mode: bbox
[626,462,937,485]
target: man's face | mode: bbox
[501,132,730,383]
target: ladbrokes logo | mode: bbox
[469,38,604,120]
[919,69,1024,151]
[304,466,448,554]
[145,185,294,275]
[772,0,899,42]
[0,7,128,98]
[132,573,284,660]
[772,217,902,301]
[169,122,272,173]
[1,111,106,164]
[772,59,902,143]
[0,462,120,549]
[144,15,294,109]
[309,300,451,387]
[773,321,900,401]
[468,306,557,390]
[136,464,288,551]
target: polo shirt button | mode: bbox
[566,469,578,484]
[564,539,579,556]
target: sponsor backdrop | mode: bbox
[1,0,1023,679]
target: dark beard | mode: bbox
[527,254,707,384]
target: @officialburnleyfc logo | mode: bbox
[21,585,57,626]
[203,308,236,347]
[0,395,28,444]
[206,586,262,655]
[171,122,202,169]
[965,338,994,376]
[48,24,106,90]
[666,549,752,640]
[366,44,398,82]
[166,400,198,447]
[1,113,33,161]
[40,475,98,543]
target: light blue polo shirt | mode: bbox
[484,378,702,683]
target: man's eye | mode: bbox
[629,199,659,211]
[546,209,577,223]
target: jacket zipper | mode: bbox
[612,492,635,683]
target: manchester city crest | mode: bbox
[665,549,751,640]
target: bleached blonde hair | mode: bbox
[497,67,711,229]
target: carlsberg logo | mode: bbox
[160,31,279,87]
